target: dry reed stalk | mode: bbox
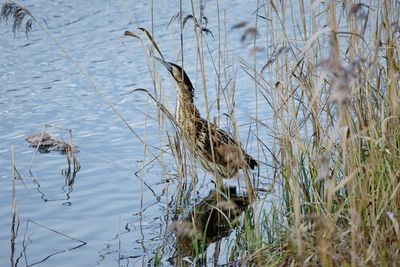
[10,145,19,267]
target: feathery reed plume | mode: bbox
[347,3,370,20]
[0,1,33,36]
[231,20,248,30]
[167,11,213,37]
[240,26,258,42]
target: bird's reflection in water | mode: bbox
[168,186,249,266]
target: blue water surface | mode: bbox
[0,0,276,266]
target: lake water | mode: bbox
[1,0,275,266]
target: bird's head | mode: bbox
[155,57,194,90]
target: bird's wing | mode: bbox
[197,119,257,169]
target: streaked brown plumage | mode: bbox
[155,57,257,179]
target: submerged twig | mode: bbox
[27,124,80,177]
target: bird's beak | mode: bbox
[154,57,172,73]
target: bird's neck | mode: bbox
[176,84,200,124]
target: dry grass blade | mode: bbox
[123,88,179,127]
[65,128,80,177]
[386,212,400,241]
[1,1,33,37]
[334,30,366,43]
[201,27,213,37]
[183,14,195,28]
[166,11,184,29]
[137,27,165,60]
[261,46,290,72]
[124,30,141,39]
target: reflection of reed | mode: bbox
[169,187,249,266]
[17,220,86,266]
[30,166,78,204]
[9,147,86,266]
[11,146,19,267]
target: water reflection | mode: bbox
[0,0,266,265]
[26,127,80,204]
[29,167,79,205]
[14,220,86,267]
[168,186,249,266]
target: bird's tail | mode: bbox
[245,155,258,170]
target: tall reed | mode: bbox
[2,0,399,265]
[243,0,400,265]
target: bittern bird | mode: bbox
[155,57,257,180]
